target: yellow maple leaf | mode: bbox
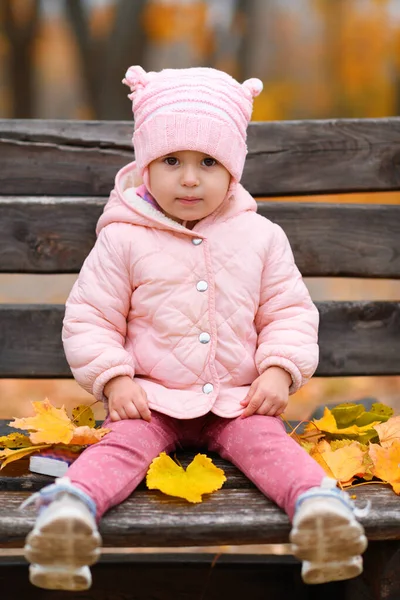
[9,399,74,445]
[0,445,50,469]
[310,439,367,485]
[374,416,400,448]
[369,441,400,494]
[70,426,110,446]
[71,405,96,428]
[146,452,226,503]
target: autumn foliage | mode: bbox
[0,399,109,469]
[295,402,400,493]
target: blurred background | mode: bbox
[0,0,400,421]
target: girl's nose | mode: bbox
[181,166,199,187]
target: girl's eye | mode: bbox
[202,157,217,167]
[164,157,178,166]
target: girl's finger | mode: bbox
[109,409,121,422]
[117,405,129,421]
[255,400,273,416]
[242,395,262,418]
[135,396,152,422]
[265,404,279,417]
[240,384,257,406]
[124,401,141,420]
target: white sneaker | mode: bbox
[28,564,92,592]
[290,477,368,585]
[21,477,101,591]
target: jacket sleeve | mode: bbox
[62,225,135,401]
[255,223,319,394]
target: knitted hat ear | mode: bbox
[127,66,263,183]
[122,65,149,97]
[242,78,263,98]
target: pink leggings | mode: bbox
[67,411,325,521]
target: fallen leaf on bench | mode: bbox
[71,405,97,428]
[374,416,400,448]
[70,426,109,445]
[0,400,110,472]
[368,440,400,494]
[0,445,50,469]
[306,407,381,444]
[0,432,32,449]
[309,439,368,486]
[331,403,365,427]
[297,401,400,491]
[146,452,226,503]
[10,399,75,444]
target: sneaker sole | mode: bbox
[29,564,92,591]
[302,556,363,585]
[24,513,101,567]
[290,508,367,562]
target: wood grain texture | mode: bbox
[2,118,400,196]
[1,199,400,277]
[0,302,399,378]
[0,485,398,549]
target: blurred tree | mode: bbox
[66,0,147,119]
[142,0,210,70]
[0,0,40,117]
[237,0,298,121]
[314,0,395,118]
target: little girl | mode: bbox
[22,66,367,591]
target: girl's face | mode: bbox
[148,150,231,225]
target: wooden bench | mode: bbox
[0,118,400,599]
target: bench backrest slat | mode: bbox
[1,199,400,278]
[1,302,399,378]
[2,118,400,196]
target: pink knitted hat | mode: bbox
[122,66,263,184]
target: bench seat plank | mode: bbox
[1,198,400,278]
[2,119,400,196]
[1,301,399,377]
[0,485,399,549]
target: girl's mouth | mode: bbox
[177,197,202,205]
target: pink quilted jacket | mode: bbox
[62,162,319,419]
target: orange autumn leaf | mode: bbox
[70,426,110,446]
[309,440,335,478]
[10,400,74,445]
[146,452,226,503]
[310,440,367,485]
[374,416,400,448]
[368,441,400,494]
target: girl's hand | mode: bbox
[240,367,291,418]
[104,376,151,422]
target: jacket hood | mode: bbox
[96,161,257,237]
